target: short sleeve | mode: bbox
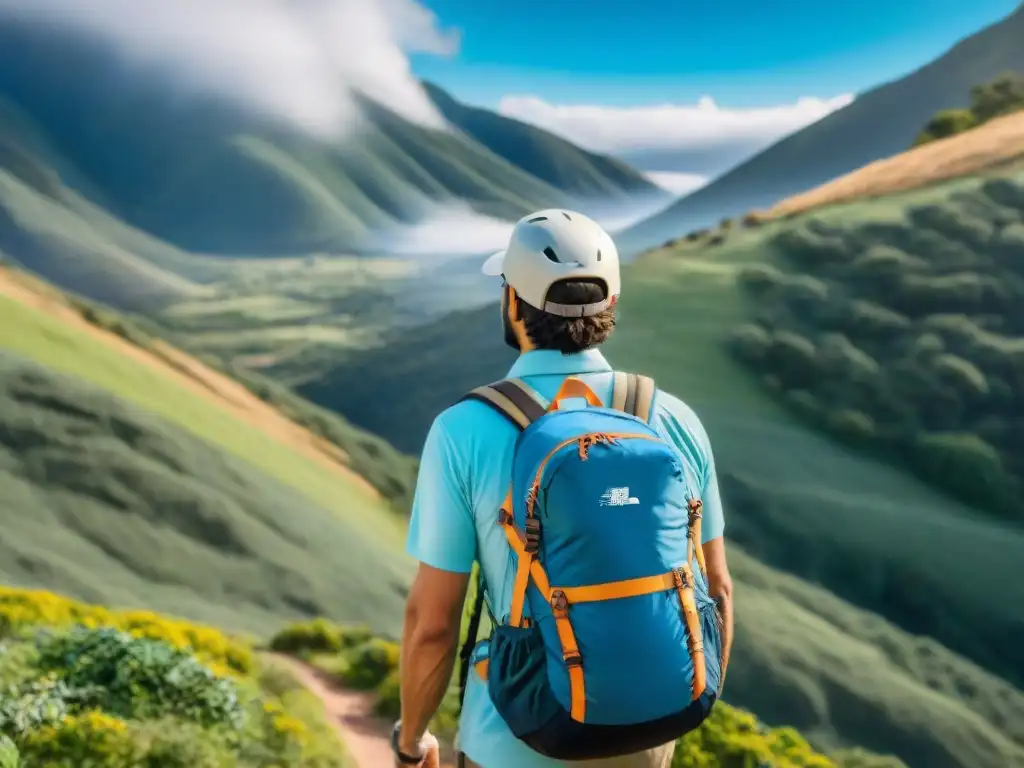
[699,441,725,544]
[405,416,477,573]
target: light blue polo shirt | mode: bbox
[406,348,725,768]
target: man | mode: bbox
[394,209,733,768]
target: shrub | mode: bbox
[373,669,402,719]
[728,324,772,366]
[911,433,1018,517]
[907,204,993,251]
[849,245,926,279]
[826,409,876,442]
[0,734,17,768]
[780,275,830,309]
[0,587,252,675]
[673,701,834,767]
[844,301,911,336]
[831,748,909,768]
[981,176,1024,212]
[339,639,401,690]
[774,226,849,268]
[818,334,880,382]
[33,627,247,729]
[269,619,372,656]
[94,718,236,768]
[770,331,819,385]
[913,108,978,146]
[16,710,138,768]
[932,354,989,396]
[737,264,784,295]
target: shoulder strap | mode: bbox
[455,378,544,710]
[611,372,656,423]
[461,377,547,429]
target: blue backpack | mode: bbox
[456,373,723,761]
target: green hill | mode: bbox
[618,2,1024,256]
[0,19,658,283]
[0,275,416,638]
[422,81,667,202]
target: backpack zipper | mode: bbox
[525,431,661,518]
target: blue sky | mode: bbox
[413,0,1020,108]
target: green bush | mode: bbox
[339,639,401,690]
[32,627,246,729]
[843,300,911,336]
[269,619,372,656]
[913,108,978,146]
[849,244,926,279]
[981,175,1024,212]
[774,226,850,268]
[373,669,402,719]
[672,701,834,767]
[932,354,989,396]
[727,324,772,366]
[826,409,876,442]
[16,710,138,768]
[737,264,784,295]
[911,433,1018,518]
[831,748,909,768]
[818,334,880,382]
[0,734,17,768]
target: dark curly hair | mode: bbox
[517,279,616,354]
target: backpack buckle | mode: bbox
[687,498,703,521]
[563,652,582,668]
[550,589,569,616]
[524,517,541,554]
[672,567,690,590]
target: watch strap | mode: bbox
[391,722,424,764]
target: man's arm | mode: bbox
[697,433,734,693]
[399,417,476,757]
[399,564,471,754]
[702,537,733,691]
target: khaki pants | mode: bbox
[458,742,675,768]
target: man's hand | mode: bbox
[395,730,441,768]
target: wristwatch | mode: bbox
[391,721,424,765]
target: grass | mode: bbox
[0,349,411,637]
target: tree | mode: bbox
[913,109,977,146]
[970,71,1024,122]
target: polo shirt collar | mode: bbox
[506,349,613,378]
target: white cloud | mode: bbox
[498,93,855,180]
[0,0,459,137]
[645,172,710,196]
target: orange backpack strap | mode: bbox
[456,378,545,706]
[611,373,656,422]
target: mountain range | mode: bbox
[618,1,1024,254]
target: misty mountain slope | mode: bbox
[0,20,657,264]
[422,81,668,202]
[618,2,1024,255]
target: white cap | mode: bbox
[482,209,621,317]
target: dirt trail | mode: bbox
[268,654,457,768]
[0,266,379,499]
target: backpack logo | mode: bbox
[599,487,640,507]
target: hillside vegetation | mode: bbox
[729,168,1024,522]
[0,587,349,767]
[617,2,1024,255]
[915,71,1024,145]
[0,267,418,636]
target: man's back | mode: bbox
[406,348,725,768]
